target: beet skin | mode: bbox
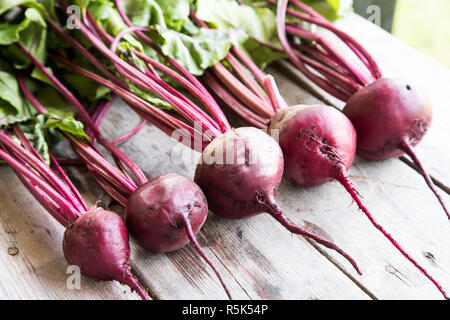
[269,105,357,187]
[125,174,208,253]
[343,78,432,160]
[63,207,149,299]
[195,127,284,219]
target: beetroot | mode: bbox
[126,174,208,252]
[125,174,232,299]
[272,0,448,221]
[270,105,356,187]
[195,127,361,274]
[0,131,151,300]
[63,207,149,299]
[195,128,283,219]
[343,78,431,160]
[268,104,448,299]
[343,78,448,219]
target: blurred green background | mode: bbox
[393,0,450,68]
[354,0,450,68]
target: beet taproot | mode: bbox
[195,127,361,274]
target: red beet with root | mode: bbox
[272,0,448,221]
[342,78,447,219]
[0,131,150,300]
[126,174,208,253]
[63,207,148,298]
[14,55,232,299]
[195,127,361,274]
[125,174,233,298]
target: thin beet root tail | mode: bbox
[122,270,151,300]
[263,196,362,275]
[184,216,233,300]
[335,169,449,300]
[400,140,450,220]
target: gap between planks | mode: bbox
[303,238,378,300]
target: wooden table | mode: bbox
[0,13,449,300]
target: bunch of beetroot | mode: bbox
[57,0,447,298]
[0,0,448,300]
[49,0,363,273]
[272,0,447,217]
[0,3,233,297]
[189,0,450,298]
[13,56,233,298]
[0,127,150,299]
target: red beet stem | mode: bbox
[212,62,274,118]
[93,97,115,129]
[16,44,148,186]
[113,2,219,107]
[264,195,362,275]
[276,0,352,101]
[19,76,138,199]
[46,18,127,88]
[400,140,449,220]
[0,147,79,224]
[0,130,86,213]
[202,72,269,129]
[0,142,70,226]
[132,50,226,124]
[49,153,89,213]
[287,39,362,93]
[67,135,137,195]
[231,47,267,86]
[52,54,204,149]
[336,170,448,299]
[12,124,45,161]
[112,119,147,145]
[225,53,270,103]
[263,75,288,112]
[121,271,152,300]
[183,216,233,300]
[18,74,48,114]
[189,9,281,117]
[276,0,382,80]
